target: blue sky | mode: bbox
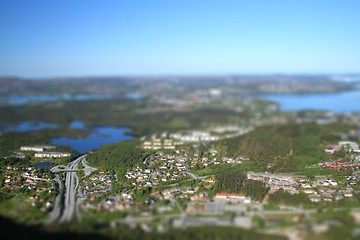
[0,0,359,77]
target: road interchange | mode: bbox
[46,155,96,224]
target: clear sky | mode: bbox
[0,0,359,77]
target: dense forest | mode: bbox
[215,169,269,201]
[218,123,351,173]
[87,139,153,179]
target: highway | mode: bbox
[60,155,85,222]
[46,155,97,224]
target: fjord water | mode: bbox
[265,90,360,112]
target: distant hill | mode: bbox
[0,75,355,97]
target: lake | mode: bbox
[263,90,360,112]
[34,162,54,168]
[51,125,133,153]
[4,120,133,153]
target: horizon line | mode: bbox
[1,72,360,80]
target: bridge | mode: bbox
[51,168,81,173]
[50,158,97,176]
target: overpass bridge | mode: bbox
[51,169,80,173]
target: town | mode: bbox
[2,127,360,240]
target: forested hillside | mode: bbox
[219,123,351,173]
[87,139,153,178]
